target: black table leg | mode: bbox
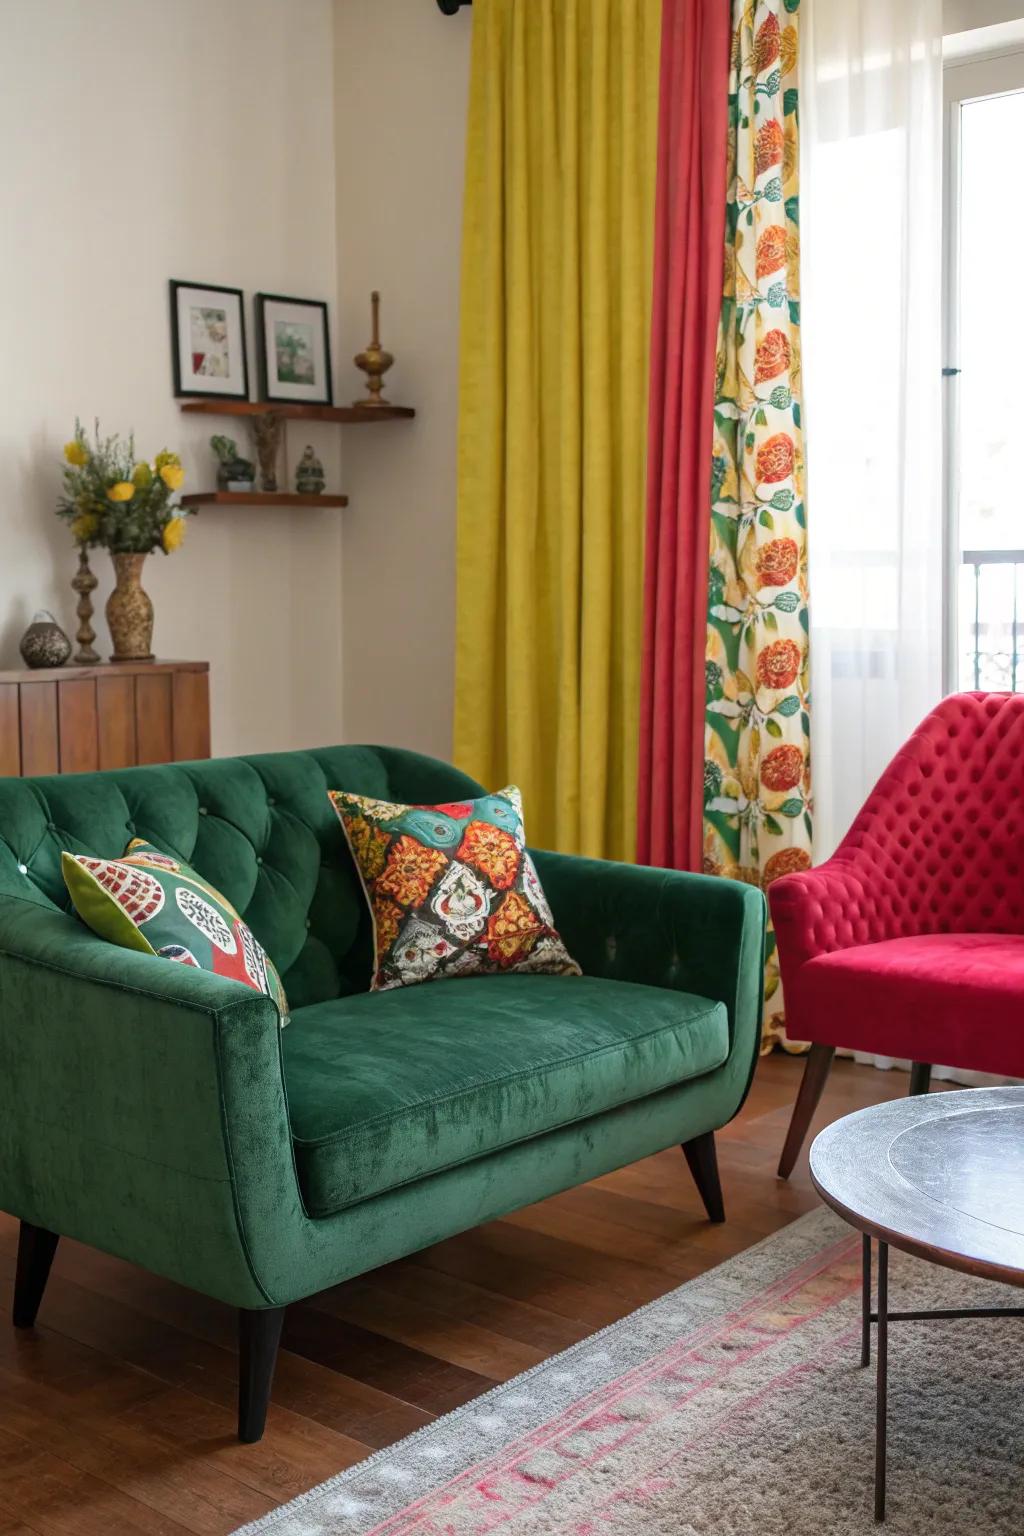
[875,1240,888,1523]
[861,1233,871,1368]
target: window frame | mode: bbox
[942,46,1024,692]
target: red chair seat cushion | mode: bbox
[799,932,1024,1076]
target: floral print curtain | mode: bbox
[703,0,810,1051]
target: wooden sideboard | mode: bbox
[0,660,210,777]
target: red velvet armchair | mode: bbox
[770,692,1024,1177]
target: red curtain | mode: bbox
[636,0,730,870]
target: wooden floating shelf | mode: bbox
[180,491,349,509]
[177,399,412,510]
[179,400,415,423]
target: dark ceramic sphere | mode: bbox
[20,610,72,669]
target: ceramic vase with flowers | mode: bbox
[57,420,191,662]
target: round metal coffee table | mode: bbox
[810,1086,1024,1522]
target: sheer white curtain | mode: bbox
[801,0,944,861]
[801,3,1002,1085]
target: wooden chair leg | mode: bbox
[12,1221,59,1329]
[682,1130,725,1223]
[238,1306,286,1443]
[909,1061,932,1096]
[778,1043,836,1179]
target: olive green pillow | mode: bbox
[62,838,289,1024]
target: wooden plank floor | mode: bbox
[0,1054,911,1534]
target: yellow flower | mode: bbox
[69,513,98,543]
[107,481,135,502]
[162,517,186,553]
[64,440,89,467]
[154,450,180,471]
[132,462,153,489]
[159,463,184,491]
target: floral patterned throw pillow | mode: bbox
[328,786,582,991]
[62,839,289,1024]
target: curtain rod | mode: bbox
[437,0,471,13]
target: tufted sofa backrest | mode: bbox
[830,691,1024,939]
[0,745,483,1009]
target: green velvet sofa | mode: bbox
[0,745,765,1441]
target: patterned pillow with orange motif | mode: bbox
[328,786,581,992]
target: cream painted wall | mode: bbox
[333,0,472,760]
[19,0,999,766]
[0,0,343,757]
[944,0,1024,31]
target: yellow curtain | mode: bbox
[454,0,661,860]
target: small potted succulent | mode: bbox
[57,420,192,661]
[210,434,256,492]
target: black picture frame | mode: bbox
[255,293,333,406]
[169,279,250,400]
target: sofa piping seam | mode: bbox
[24,1114,236,1185]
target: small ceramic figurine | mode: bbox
[20,610,72,669]
[295,445,326,495]
[210,434,256,491]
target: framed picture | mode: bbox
[256,293,333,405]
[169,280,249,399]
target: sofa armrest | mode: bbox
[0,893,278,1012]
[768,858,896,1046]
[532,851,765,1113]
[0,895,291,1308]
[768,856,883,978]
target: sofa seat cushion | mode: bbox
[798,932,1024,1076]
[284,974,728,1216]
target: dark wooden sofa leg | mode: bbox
[12,1221,59,1329]
[238,1306,286,1443]
[682,1131,725,1224]
[909,1061,932,1096]
[778,1043,836,1180]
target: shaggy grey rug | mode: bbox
[234,1208,1024,1534]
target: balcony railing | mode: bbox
[962,549,1024,691]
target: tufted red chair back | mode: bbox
[821,692,1024,942]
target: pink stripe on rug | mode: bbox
[364,1234,860,1535]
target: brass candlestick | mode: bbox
[71,547,100,665]
[354,291,394,407]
